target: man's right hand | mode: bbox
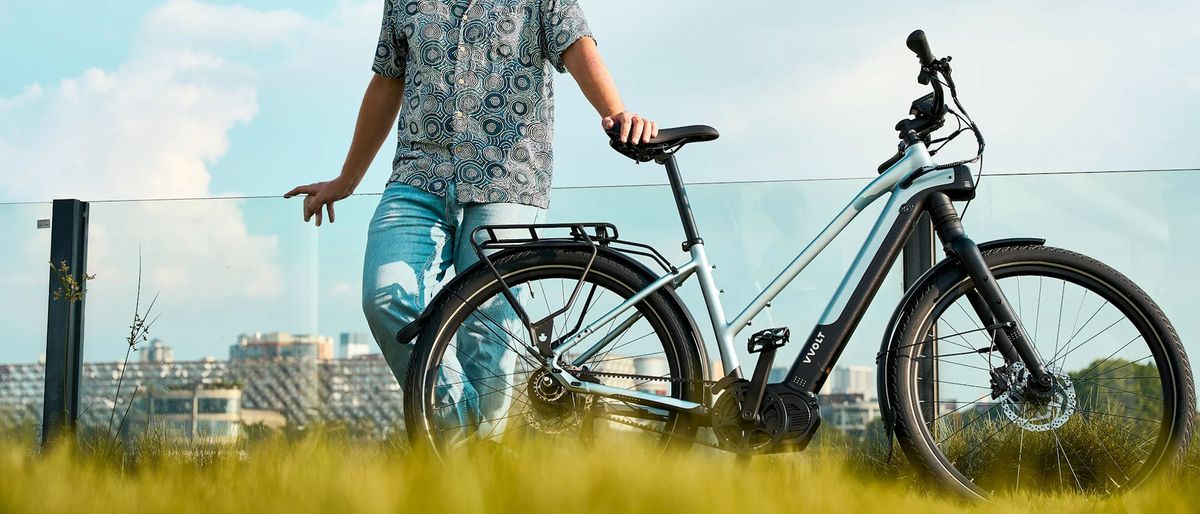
[284,177,354,227]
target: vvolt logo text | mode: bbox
[802,331,826,364]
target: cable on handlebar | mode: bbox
[898,30,987,218]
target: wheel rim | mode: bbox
[418,264,692,455]
[905,260,1179,495]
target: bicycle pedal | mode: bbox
[748,327,790,354]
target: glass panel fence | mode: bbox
[20,168,1197,442]
[77,196,323,440]
[0,202,54,440]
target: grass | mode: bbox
[2,425,1199,514]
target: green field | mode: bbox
[2,426,1198,514]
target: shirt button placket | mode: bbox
[451,2,475,201]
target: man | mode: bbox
[285,0,656,407]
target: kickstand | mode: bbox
[580,397,599,447]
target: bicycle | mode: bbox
[395,30,1194,498]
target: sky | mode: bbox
[1,1,1199,373]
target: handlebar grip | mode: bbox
[906,30,935,66]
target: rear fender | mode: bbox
[395,243,713,381]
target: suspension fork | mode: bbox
[926,192,1056,392]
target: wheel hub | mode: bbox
[523,368,581,434]
[996,362,1077,432]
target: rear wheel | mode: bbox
[404,246,706,457]
[890,245,1194,498]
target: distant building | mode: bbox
[763,365,874,400]
[0,355,398,432]
[338,332,372,359]
[829,365,874,400]
[140,339,174,363]
[125,384,285,444]
[633,355,669,396]
[819,392,881,437]
[231,332,333,361]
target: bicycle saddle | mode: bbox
[605,124,720,163]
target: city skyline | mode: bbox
[2,1,1198,382]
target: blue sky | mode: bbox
[1,1,1198,369]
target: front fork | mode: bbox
[927,193,1056,393]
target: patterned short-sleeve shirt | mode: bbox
[373,0,593,208]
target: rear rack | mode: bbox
[471,222,674,274]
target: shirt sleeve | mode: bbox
[540,0,593,73]
[371,0,408,79]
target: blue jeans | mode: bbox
[362,182,545,436]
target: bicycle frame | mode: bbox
[548,140,979,414]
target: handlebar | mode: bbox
[906,30,936,68]
[878,29,985,175]
[878,29,951,173]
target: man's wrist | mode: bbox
[335,171,362,192]
[600,106,625,118]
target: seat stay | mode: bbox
[553,260,700,361]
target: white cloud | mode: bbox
[0,83,43,111]
[142,0,314,47]
[0,3,297,305]
[0,0,391,361]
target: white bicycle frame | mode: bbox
[547,141,959,413]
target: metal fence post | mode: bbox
[41,199,89,445]
[902,212,937,423]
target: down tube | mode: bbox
[783,167,961,393]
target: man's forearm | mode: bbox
[339,74,405,189]
[562,37,624,118]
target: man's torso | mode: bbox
[374,0,591,208]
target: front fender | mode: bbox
[875,237,1045,428]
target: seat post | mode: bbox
[659,154,703,251]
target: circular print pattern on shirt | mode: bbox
[378,0,595,209]
[485,74,506,91]
[485,186,508,202]
[484,92,506,110]
[482,118,504,136]
[485,163,508,180]
[512,146,531,163]
[420,41,445,67]
[482,146,504,161]
[453,141,480,161]
[460,162,486,185]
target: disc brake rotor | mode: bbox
[997,362,1077,432]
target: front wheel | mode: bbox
[889,245,1194,498]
